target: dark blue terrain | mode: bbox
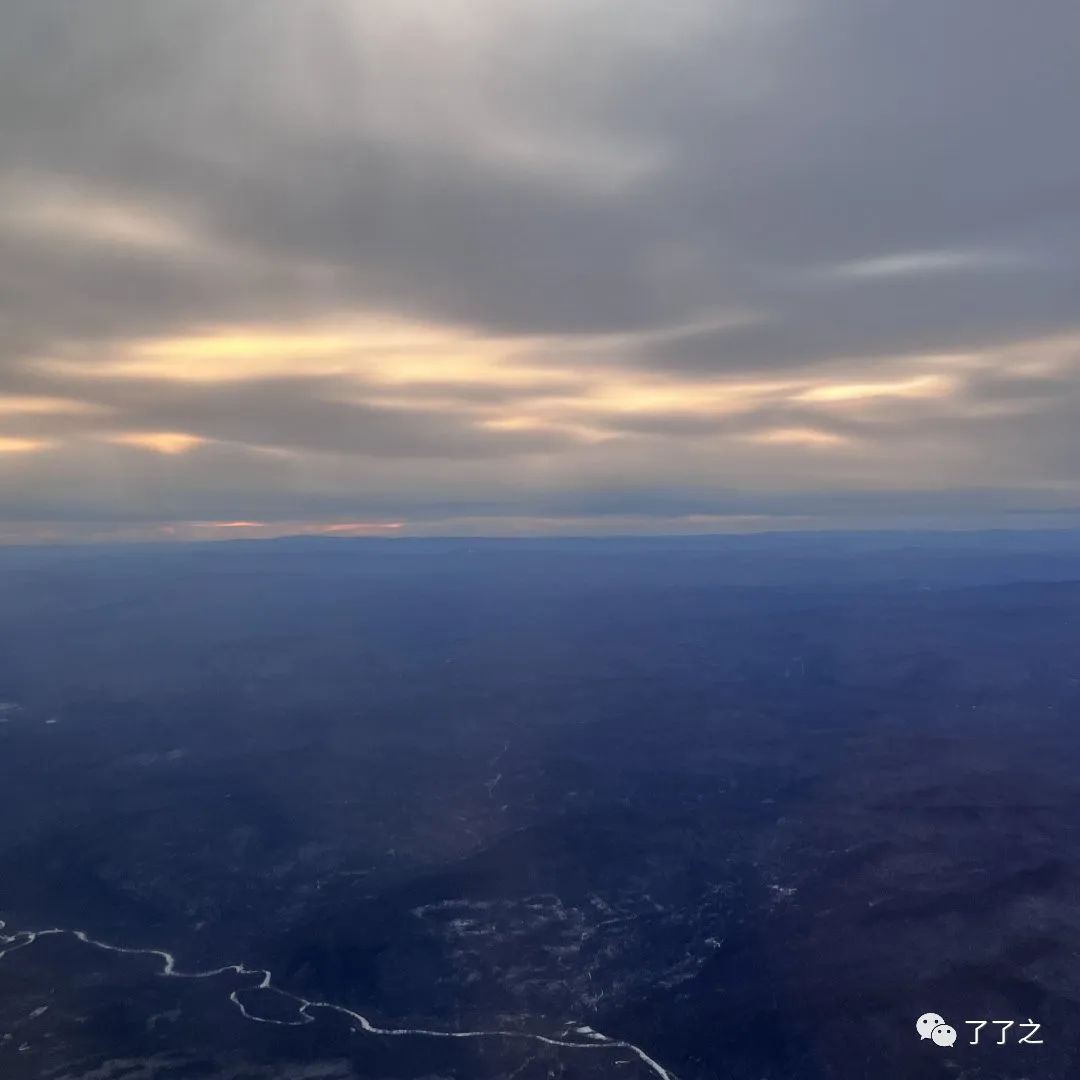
[2,533,1080,1079]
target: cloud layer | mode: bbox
[2,0,1080,539]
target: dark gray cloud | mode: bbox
[2,0,1080,534]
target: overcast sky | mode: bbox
[2,0,1080,540]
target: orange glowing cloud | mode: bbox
[746,427,851,447]
[0,395,102,416]
[0,436,50,454]
[796,374,954,403]
[107,432,205,454]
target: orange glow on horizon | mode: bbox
[313,522,404,534]
[175,520,405,538]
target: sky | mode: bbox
[2,0,1080,541]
